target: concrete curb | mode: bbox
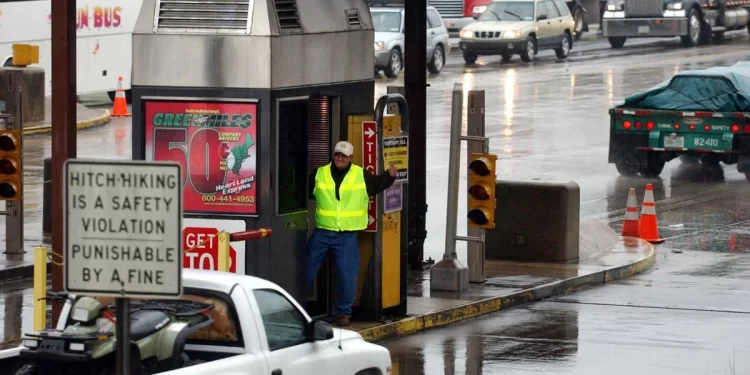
[359,236,655,343]
[22,109,112,136]
[0,262,51,283]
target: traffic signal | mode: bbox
[0,129,21,201]
[467,152,497,228]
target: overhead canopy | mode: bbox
[620,61,750,112]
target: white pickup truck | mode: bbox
[2,269,392,375]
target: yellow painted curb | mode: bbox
[22,110,112,136]
[360,237,656,343]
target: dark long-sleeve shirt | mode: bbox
[308,163,396,201]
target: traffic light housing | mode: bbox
[467,152,497,228]
[0,129,21,201]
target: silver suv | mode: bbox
[371,4,451,78]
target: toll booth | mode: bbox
[130,0,407,322]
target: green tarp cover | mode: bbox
[620,61,750,112]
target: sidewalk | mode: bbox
[23,96,111,136]
[352,224,654,342]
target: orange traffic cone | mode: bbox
[639,183,664,244]
[621,188,640,238]
[111,76,131,117]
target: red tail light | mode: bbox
[646,121,655,130]
[744,124,750,133]
[731,124,740,133]
[689,124,696,131]
[635,121,642,130]
[622,121,632,129]
[674,124,680,130]
[704,125,711,131]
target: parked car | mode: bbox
[4,269,392,375]
[469,0,589,40]
[370,1,452,77]
[458,0,575,64]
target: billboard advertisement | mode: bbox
[144,100,258,216]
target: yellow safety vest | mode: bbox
[313,163,369,231]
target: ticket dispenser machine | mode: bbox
[129,0,376,306]
[345,95,409,322]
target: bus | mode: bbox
[0,0,144,100]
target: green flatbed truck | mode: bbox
[608,61,750,180]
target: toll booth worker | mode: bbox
[307,140,397,327]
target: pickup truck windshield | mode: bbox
[479,2,535,21]
[372,11,402,32]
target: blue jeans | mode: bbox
[306,228,360,317]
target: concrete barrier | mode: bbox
[486,180,580,262]
[0,67,45,123]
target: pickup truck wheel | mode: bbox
[520,36,536,62]
[383,49,402,78]
[463,51,478,64]
[615,162,639,176]
[745,172,750,182]
[608,37,627,49]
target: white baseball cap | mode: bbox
[333,141,354,157]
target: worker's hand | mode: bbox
[388,162,398,177]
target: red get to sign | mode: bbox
[182,218,247,274]
[362,121,377,232]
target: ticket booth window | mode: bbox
[276,97,333,216]
[277,99,309,215]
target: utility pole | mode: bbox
[404,0,428,269]
[50,0,77,322]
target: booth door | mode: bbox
[275,97,333,313]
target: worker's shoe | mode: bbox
[335,315,350,327]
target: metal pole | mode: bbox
[466,90,486,283]
[404,0,428,269]
[443,83,463,260]
[50,0,77,322]
[3,71,23,254]
[115,298,131,375]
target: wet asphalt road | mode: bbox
[2,32,750,369]
[383,246,750,375]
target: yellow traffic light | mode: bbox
[468,153,497,228]
[0,130,21,201]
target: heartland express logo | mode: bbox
[151,111,253,129]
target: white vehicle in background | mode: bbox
[0,0,143,100]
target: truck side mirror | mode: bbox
[310,320,334,341]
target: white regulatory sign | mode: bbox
[63,159,183,299]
